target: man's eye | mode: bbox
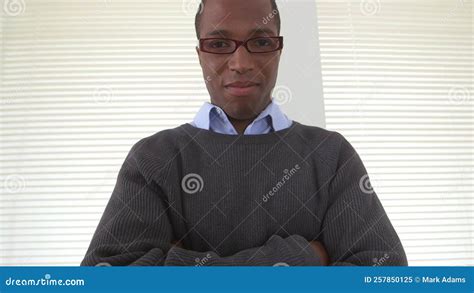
[254,38,273,47]
[210,40,231,48]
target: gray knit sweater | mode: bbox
[80,121,408,266]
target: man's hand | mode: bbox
[309,240,330,266]
[170,240,183,248]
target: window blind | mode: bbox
[1,0,207,265]
[316,0,473,265]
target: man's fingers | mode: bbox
[310,240,330,266]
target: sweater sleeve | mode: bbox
[163,234,320,266]
[80,144,321,266]
[322,133,408,266]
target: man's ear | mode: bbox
[195,46,202,66]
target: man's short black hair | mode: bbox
[194,0,281,39]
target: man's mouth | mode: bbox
[224,81,259,97]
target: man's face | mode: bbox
[196,0,282,121]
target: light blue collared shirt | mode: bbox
[190,100,293,135]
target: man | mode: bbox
[81,0,407,266]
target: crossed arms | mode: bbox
[80,136,407,266]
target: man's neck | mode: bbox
[213,98,273,135]
[227,117,254,135]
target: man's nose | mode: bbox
[228,45,255,74]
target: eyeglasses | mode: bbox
[198,36,284,54]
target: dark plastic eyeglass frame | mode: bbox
[198,36,284,54]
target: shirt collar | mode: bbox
[192,99,289,133]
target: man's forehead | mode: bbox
[204,27,277,38]
[199,0,277,38]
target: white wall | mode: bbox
[276,0,326,128]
